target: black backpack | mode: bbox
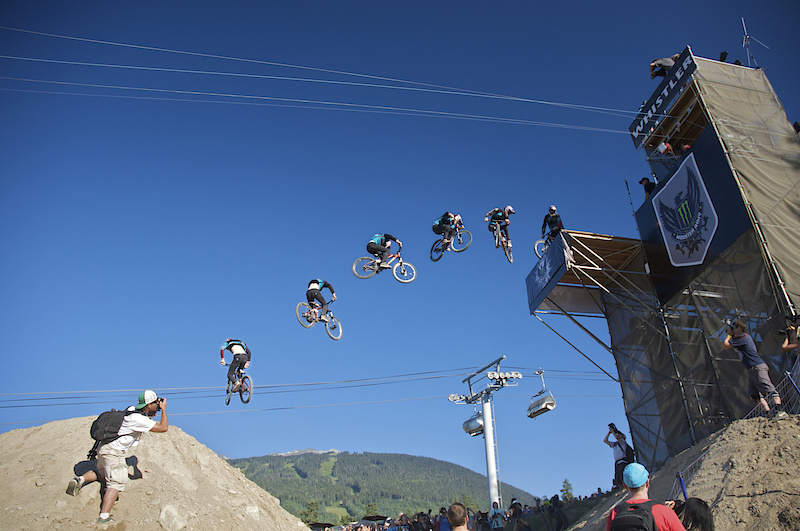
[624,441,635,463]
[610,501,657,531]
[86,409,136,459]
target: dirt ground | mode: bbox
[1,416,799,530]
[0,416,308,530]
[570,416,800,531]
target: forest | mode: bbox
[229,450,536,524]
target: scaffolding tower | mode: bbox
[527,47,800,470]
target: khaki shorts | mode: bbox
[97,445,128,491]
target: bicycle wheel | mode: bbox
[534,239,548,258]
[451,230,472,252]
[225,380,232,405]
[239,375,252,404]
[392,261,417,283]
[296,302,315,328]
[325,316,343,340]
[353,257,378,279]
[430,240,445,262]
[505,244,514,264]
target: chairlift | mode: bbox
[527,369,556,419]
[463,410,484,436]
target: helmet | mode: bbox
[549,205,557,213]
[505,205,515,215]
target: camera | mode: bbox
[608,422,618,433]
[780,315,799,337]
[155,397,164,410]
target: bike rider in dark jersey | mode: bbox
[484,206,515,247]
[541,205,563,241]
[367,234,403,268]
[306,279,336,321]
[432,212,462,243]
[220,338,251,392]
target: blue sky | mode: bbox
[2,1,799,504]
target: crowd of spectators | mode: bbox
[336,494,598,531]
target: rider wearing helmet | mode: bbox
[367,234,403,268]
[220,338,251,391]
[541,205,563,241]
[307,279,336,321]
[432,211,462,242]
[484,205,515,247]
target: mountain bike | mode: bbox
[490,221,513,264]
[534,235,553,258]
[296,299,342,340]
[352,251,417,283]
[430,221,472,262]
[224,364,252,405]
[534,230,565,258]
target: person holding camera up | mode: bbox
[66,390,169,524]
[604,423,634,490]
[781,314,800,359]
[722,319,788,420]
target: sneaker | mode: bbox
[320,314,330,322]
[507,241,513,248]
[379,263,391,269]
[232,381,241,392]
[773,410,789,420]
[66,476,84,496]
[97,515,114,524]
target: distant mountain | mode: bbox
[269,448,341,457]
[229,451,535,523]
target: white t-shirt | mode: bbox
[105,408,157,453]
[611,440,627,462]
[230,344,246,356]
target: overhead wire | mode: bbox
[0,78,630,135]
[0,27,641,118]
[0,365,616,426]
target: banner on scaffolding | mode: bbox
[526,233,573,313]
[635,127,751,305]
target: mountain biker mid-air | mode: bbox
[306,279,336,321]
[432,212,462,243]
[220,338,251,392]
[484,206,515,247]
[541,205,563,242]
[368,234,403,268]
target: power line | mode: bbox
[0,79,630,135]
[0,27,640,118]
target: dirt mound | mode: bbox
[571,416,800,531]
[0,416,308,530]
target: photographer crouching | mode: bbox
[603,423,634,490]
[66,390,168,524]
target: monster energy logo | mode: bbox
[676,200,692,228]
[653,153,718,267]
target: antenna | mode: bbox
[741,17,769,68]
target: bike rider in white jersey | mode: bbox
[220,338,251,391]
[484,206,515,247]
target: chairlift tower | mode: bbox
[449,355,522,508]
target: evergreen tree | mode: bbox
[560,479,575,501]
[461,495,477,511]
[365,502,380,516]
[299,501,320,524]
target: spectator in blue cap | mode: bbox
[606,463,687,531]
